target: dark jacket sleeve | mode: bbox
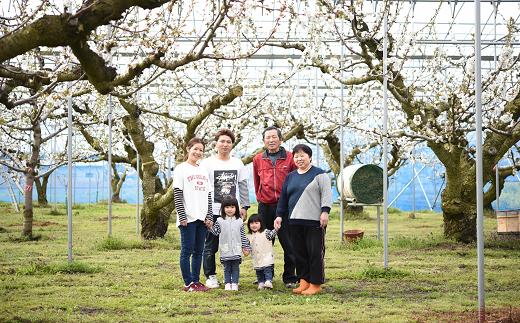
[276,173,290,219]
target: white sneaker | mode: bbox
[264,280,273,289]
[224,283,232,291]
[257,282,265,290]
[206,275,219,289]
[231,283,239,291]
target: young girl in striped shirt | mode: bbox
[208,195,251,291]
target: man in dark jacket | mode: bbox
[252,126,298,287]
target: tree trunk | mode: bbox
[23,171,35,238]
[439,157,478,243]
[121,102,174,239]
[34,174,49,207]
[140,203,173,239]
[111,164,127,203]
[139,162,173,239]
[442,202,477,243]
[22,115,42,238]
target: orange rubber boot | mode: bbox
[292,279,310,294]
[301,283,321,295]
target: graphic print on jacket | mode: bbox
[214,170,237,203]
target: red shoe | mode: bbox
[182,283,195,292]
[193,282,210,292]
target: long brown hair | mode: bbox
[184,137,205,160]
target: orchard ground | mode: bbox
[1,202,519,322]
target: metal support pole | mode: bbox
[5,174,20,212]
[412,147,416,214]
[67,96,73,263]
[88,175,91,206]
[389,165,428,207]
[433,162,437,203]
[495,164,500,210]
[314,68,320,167]
[136,153,141,236]
[474,1,485,321]
[493,1,499,212]
[108,95,113,237]
[73,134,76,206]
[53,135,57,209]
[493,1,497,67]
[382,11,389,269]
[107,24,113,237]
[415,170,433,211]
[377,206,381,240]
[167,146,172,180]
[339,20,345,242]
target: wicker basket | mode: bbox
[344,229,364,242]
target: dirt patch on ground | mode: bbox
[97,216,132,221]
[414,307,520,322]
[75,306,124,316]
[77,306,105,315]
[7,221,64,227]
[33,221,65,227]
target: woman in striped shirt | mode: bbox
[173,137,213,292]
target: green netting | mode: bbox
[350,164,383,204]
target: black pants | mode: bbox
[203,214,219,278]
[258,202,297,284]
[289,224,325,285]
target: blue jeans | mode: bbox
[255,265,274,283]
[222,259,241,284]
[179,220,207,286]
[203,214,219,278]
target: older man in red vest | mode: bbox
[252,126,298,288]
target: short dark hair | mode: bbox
[292,144,312,158]
[214,128,235,144]
[247,214,265,234]
[262,126,282,140]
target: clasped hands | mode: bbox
[204,218,213,229]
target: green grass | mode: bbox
[1,202,519,322]
[96,236,154,251]
[16,261,102,275]
[355,265,411,280]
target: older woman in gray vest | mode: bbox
[208,195,251,291]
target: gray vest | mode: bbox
[217,217,243,259]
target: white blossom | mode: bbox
[499,113,513,124]
[412,114,422,126]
